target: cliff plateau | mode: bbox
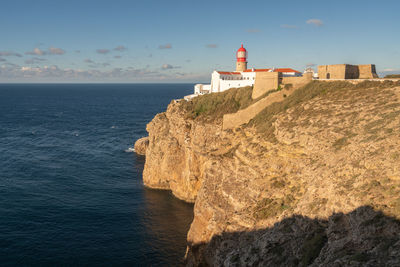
[136,81,400,266]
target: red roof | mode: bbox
[217,71,241,75]
[243,68,271,72]
[237,44,246,52]
[274,68,301,73]
[217,68,301,75]
[244,68,301,73]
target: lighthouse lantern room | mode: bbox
[236,44,248,72]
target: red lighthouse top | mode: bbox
[236,44,247,62]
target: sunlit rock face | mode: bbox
[134,136,149,155]
[141,101,224,203]
[139,83,400,266]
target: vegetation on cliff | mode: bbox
[180,86,276,121]
[385,74,400,78]
[249,80,400,142]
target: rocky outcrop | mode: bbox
[134,137,149,155]
[139,82,400,266]
[140,100,225,202]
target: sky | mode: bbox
[0,0,399,83]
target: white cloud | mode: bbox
[382,68,400,72]
[84,58,110,68]
[96,49,110,54]
[159,44,172,49]
[0,63,207,82]
[25,48,47,56]
[49,47,65,55]
[206,44,218,48]
[306,19,323,27]
[113,45,127,51]
[161,64,181,70]
[281,24,298,29]
[162,64,174,70]
[25,57,47,64]
[0,64,162,81]
[0,51,22,57]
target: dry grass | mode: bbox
[180,86,277,122]
[253,194,296,220]
[248,80,400,142]
[384,74,400,78]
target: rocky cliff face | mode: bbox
[138,82,400,266]
[142,100,226,202]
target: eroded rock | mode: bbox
[134,136,149,155]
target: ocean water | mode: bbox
[0,84,194,266]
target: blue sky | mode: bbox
[0,0,399,82]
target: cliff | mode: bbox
[136,81,400,266]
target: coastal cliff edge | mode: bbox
[135,81,400,266]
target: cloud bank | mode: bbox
[25,47,66,56]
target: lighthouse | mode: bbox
[236,44,248,72]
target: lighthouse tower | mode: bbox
[236,44,248,72]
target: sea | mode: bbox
[0,84,195,266]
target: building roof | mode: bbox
[244,68,301,73]
[243,68,271,72]
[237,44,246,52]
[216,68,301,75]
[217,71,241,75]
[274,68,301,73]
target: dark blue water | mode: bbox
[0,84,194,266]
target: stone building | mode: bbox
[318,64,378,79]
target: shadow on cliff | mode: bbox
[186,206,400,266]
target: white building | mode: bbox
[193,68,301,96]
[189,44,302,99]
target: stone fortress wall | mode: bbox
[318,64,378,79]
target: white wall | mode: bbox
[217,79,254,91]
[210,71,256,93]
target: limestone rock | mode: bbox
[141,82,400,266]
[134,136,149,155]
